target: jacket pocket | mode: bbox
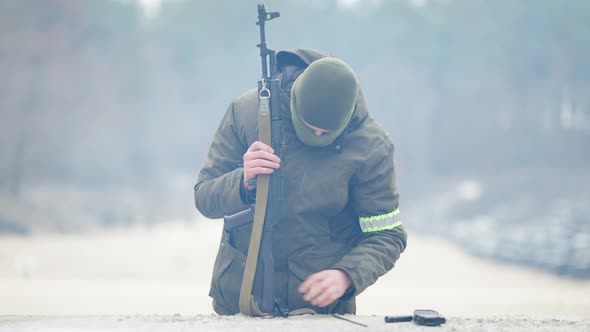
[287,253,344,314]
[209,229,246,315]
[227,223,252,257]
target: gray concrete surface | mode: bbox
[1,315,589,332]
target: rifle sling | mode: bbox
[239,91,272,316]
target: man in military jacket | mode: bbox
[194,49,407,315]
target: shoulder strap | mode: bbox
[239,90,271,317]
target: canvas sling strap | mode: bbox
[239,84,272,317]
[238,84,320,318]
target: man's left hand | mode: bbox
[298,269,352,307]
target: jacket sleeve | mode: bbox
[194,101,252,219]
[331,140,407,296]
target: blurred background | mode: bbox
[0,0,589,317]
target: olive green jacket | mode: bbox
[194,49,407,315]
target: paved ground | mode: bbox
[1,314,589,332]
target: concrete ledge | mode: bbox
[1,315,589,332]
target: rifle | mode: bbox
[254,4,283,227]
[236,4,283,316]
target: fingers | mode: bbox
[298,271,346,308]
[248,141,274,154]
[244,150,281,165]
[311,286,341,307]
[298,272,321,298]
[244,141,280,164]
[243,141,281,187]
[247,167,275,177]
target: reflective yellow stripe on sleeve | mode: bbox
[359,208,402,232]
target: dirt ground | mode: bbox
[0,220,589,330]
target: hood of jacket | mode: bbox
[276,49,369,133]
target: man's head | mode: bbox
[290,57,359,147]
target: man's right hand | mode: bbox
[243,141,281,191]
